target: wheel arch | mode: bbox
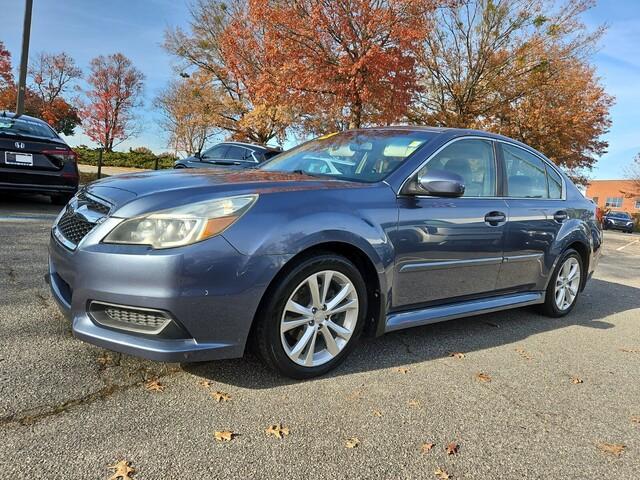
[247,240,386,353]
[566,240,590,291]
[547,231,591,292]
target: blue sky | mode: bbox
[2,0,639,179]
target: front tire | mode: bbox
[255,253,367,379]
[539,249,583,317]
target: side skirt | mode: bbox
[384,292,545,333]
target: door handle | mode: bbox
[485,211,506,226]
[553,210,568,223]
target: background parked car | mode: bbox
[0,112,79,205]
[174,141,282,169]
[603,211,635,233]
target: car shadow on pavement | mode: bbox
[184,278,638,389]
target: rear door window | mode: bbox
[502,144,549,198]
[226,146,256,161]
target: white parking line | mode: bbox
[0,214,57,222]
[616,239,640,251]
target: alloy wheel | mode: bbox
[554,257,581,311]
[280,270,359,367]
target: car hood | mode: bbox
[87,168,364,217]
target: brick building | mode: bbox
[585,179,640,214]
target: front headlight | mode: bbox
[103,195,257,249]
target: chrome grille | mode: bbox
[77,191,111,215]
[54,191,111,249]
[57,209,94,245]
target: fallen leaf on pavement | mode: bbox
[598,443,625,457]
[214,430,235,442]
[107,460,135,480]
[144,379,165,392]
[515,347,532,360]
[449,352,465,359]
[434,467,451,479]
[197,379,213,388]
[446,442,459,455]
[475,372,491,383]
[397,367,409,374]
[372,410,383,417]
[211,391,231,402]
[265,423,290,439]
[421,442,435,453]
[570,376,583,384]
[97,353,114,368]
[346,389,363,401]
[345,437,360,448]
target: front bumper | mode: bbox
[605,222,634,232]
[48,226,290,362]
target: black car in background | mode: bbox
[174,141,282,169]
[0,112,79,205]
[603,211,635,233]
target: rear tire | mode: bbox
[50,193,73,206]
[539,249,583,318]
[254,253,367,379]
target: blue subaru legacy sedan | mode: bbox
[48,127,602,378]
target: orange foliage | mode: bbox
[220,0,438,133]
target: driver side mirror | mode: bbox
[405,169,465,197]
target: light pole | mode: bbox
[16,0,33,116]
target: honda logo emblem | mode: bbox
[14,142,25,149]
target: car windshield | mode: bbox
[608,212,631,219]
[0,116,57,139]
[260,130,436,182]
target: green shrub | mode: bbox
[74,146,177,170]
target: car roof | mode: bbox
[0,111,51,127]
[350,125,550,160]
[352,125,520,142]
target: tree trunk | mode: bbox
[348,97,362,129]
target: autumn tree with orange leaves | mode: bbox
[0,41,81,135]
[155,73,220,155]
[221,0,437,134]
[409,0,613,179]
[165,0,612,176]
[80,53,144,151]
[165,1,292,144]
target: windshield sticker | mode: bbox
[317,132,339,140]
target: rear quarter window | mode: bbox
[546,165,563,199]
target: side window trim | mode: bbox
[399,136,499,198]
[496,140,566,200]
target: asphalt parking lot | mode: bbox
[1,194,639,479]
